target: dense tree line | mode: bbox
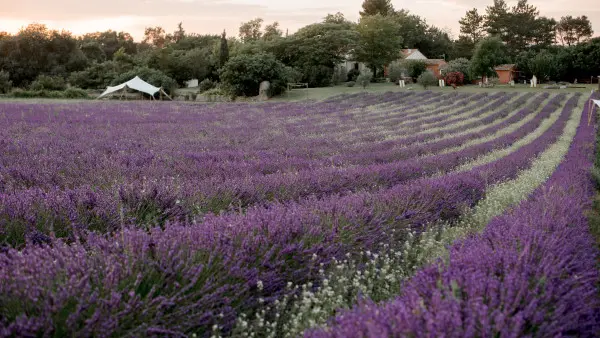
[0,0,597,98]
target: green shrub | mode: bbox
[404,60,428,80]
[0,70,12,94]
[331,66,347,85]
[417,70,438,89]
[63,87,89,99]
[346,81,356,87]
[347,68,360,82]
[387,61,405,84]
[440,58,472,82]
[219,52,288,97]
[283,66,303,84]
[198,78,216,93]
[30,75,67,91]
[356,69,373,89]
[68,61,119,89]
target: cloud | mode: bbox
[1,0,598,39]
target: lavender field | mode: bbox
[0,91,598,337]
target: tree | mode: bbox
[470,37,508,81]
[219,30,229,68]
[143,26,167,48]
[404,60,428,80]
[173,22,186,43]
[0,70,12,93]
[557,16,594,46]
[387,61,405,83]
[484,0,510,39]
[444,72,465,86]
[354,14,402,77]
[485,0,556,56]
[360,0,394,17]
[441,58,472,82]
[263,22,283,41]
[324,12,350,25]
[459,8,485,43]
[356,69,374,88]
[219,52,288,97]
[527,50,557,81]
[417,70,437,89]
[80,42,107,63]
[239,18,263,43]
[279,19,358,87]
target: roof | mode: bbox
[494,64,517,71]
[98,76,160,99]
[401,49,428,60]
[425,59,447,66]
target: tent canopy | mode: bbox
[97,76,169,99]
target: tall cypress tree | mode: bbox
[219,30,229,68]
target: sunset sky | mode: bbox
[1,0,598,40]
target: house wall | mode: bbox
[426,64,443,77]
[495,70,514,84]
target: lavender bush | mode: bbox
[306,94,599,337]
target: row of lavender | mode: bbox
[0,94,582,336]
[306,95,600,337]
[0,92,546,247]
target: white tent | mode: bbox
[97,76,172,100]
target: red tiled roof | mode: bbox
[425,59,447,65]
[494,64,517,71]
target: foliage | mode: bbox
[556,15,594,46]
[10,87,88,99]
[283,66,303,84]
[387,61,405,83]
[111,67,177,94]
[392,10,453,61]
[417,70,438,89]
[360,0,394,17]
[356,69,373,88]
[263,22,283,41]
[440,58,472,82]
[219,52,288,97]
[347,68,360,82]
[484,0,556,57]
[528,49,558,81]
[198,78,216,93]
[219,30,229,68]
[346,81,356,87]
[80,42,107,63]
[142,26,167,48]
[404,60,427,80]
[30,75,67,91]
[459,8,485,44]
[68,61,119,89]
[0,70,12,94]
[62,87,89,99]
[0,24,82,86]
[239,18,264,43]
[470,36,508,80]
[444,72,465,86]
[354,14,402,77]
[331,66,347,85]
[284,19,358,87]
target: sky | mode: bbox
[1,0,599,41]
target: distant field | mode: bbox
[0,91,598,337]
